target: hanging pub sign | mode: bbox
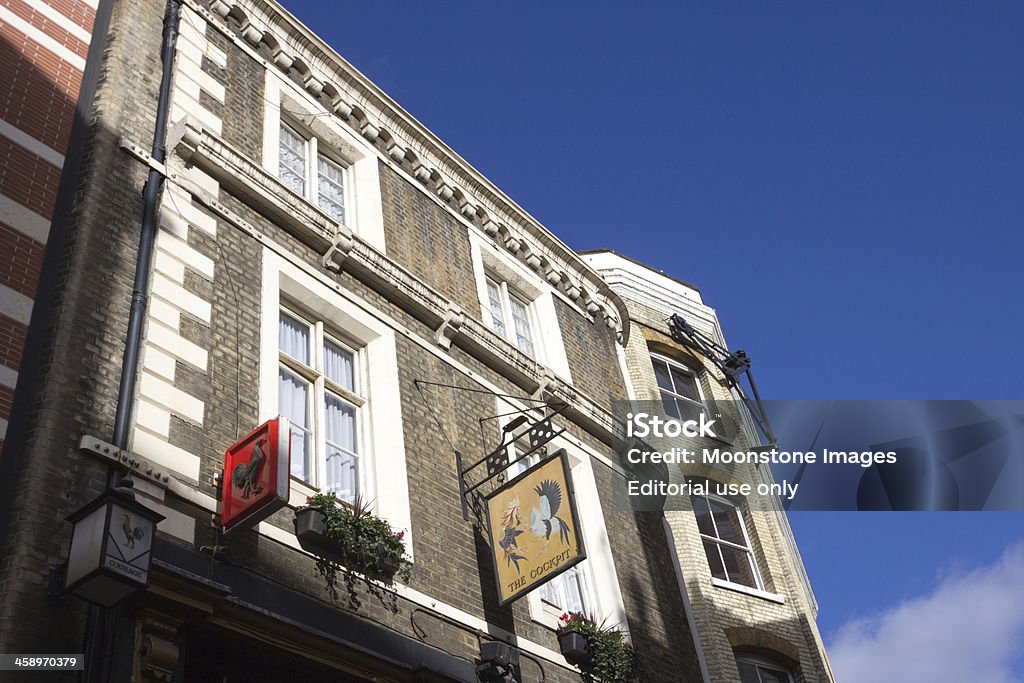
[484,449,586,605]
[221,416,291,534]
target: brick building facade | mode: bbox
[0,0,832,681]
[0,0,99,452]
[581,251,834,682]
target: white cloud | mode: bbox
[829,541,1024,683]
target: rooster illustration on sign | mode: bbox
[232,438,265,499]
[122,514,144,549]
[531,479,571,546]
[498,496,527,574]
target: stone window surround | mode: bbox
[262,72,388,253]
[692,487,766,595]
[470,231,574,383]
[277,119,351,225]
[259,248,414,558]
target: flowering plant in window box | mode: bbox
[294,493,412,607]
[556,612,644,682]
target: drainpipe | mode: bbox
[111,0,182,475]
[84,1,182,681]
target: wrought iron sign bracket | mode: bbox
[456,405,567,522]
[667,313,776,446]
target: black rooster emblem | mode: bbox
[531,479,571,546]
[122,514,144,549]
[232,438,265,499]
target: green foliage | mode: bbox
[302,493,412,609]
[557,611,645,682]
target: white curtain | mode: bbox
[279,368,310,480]
[486,279,507,336]
[279,312,309,364]
[323,339,354,391]
[324,394,357,502]
[317,156,346,224]
[509,296,534,356]
[279,124,306,195]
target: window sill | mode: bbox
[530,602,565,632]
[287,477,319,508]
[711,577,785,604]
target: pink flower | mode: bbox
[396,531,405,539]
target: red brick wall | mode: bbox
[0,0,94,448]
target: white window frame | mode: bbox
[262,74,388,251]
[278,119,353,227]
[485,274,539,358]
[468,231,573,381]
[278,306,365,501]
[691,489,763,591]
[651,353,706,420]
[260,249,413,558]
[737,655,795,683]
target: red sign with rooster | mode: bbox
[221,417,291,534]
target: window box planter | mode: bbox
[294,507,335,558]
[558,630,591,667]
[557,612,645,682]
[293,494,411,604]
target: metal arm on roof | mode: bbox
[667,313,776,447]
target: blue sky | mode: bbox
[280,1,1024,678]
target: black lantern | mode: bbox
[64,490,164,606]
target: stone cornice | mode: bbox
[195,0,629,344]
[172,123,617,442]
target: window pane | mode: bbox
[691,495,717,537]
[708,499,743,545]
[325,448,358,504]
[539,577,557,605]
[324,339,354,391]
[486,279,507,337]
[562,569,585,614]
[278,368,310,427]
[508,295,535,356]
[509,454,529,478]
[653,358,673,391]
[279,124,306,195]
[325,393,358,502]
[702,539,728,580]
[325,394,357,452]
[669,366,699,400]
[279,368,311,481]
[661,391,682,420]
[737,661,762,683]
[317,155,346,224]
[758,668,789,683]
[279,311,310,364]
[720,545,757,588]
